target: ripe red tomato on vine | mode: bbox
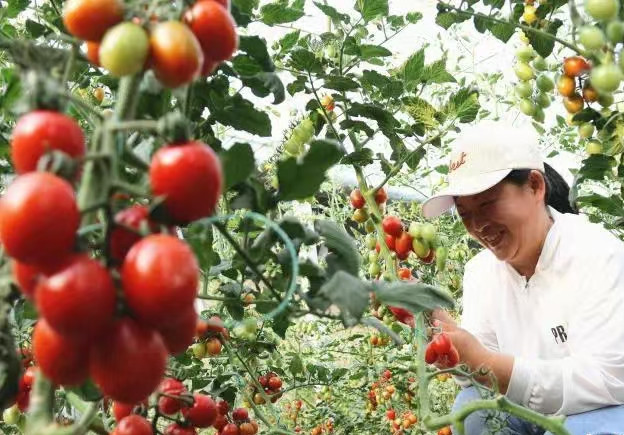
[184,0,238,63]
[63,0,124,42]
[110,415,153,435]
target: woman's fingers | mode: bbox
[431,308,457,327]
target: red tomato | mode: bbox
[382,216,403,237]
[112,401,135,423]
[388,306,414,328]
[110,415,153,435]
[268,376,282,391]
[210,0,230,8]
[17,347,33,368]
[158,307,198,355]
[386,409,396,420]
[164,424,196,435]
[424,343,438,364]
[32,319,89,386]
[216,400,229,415]
[150,142,222,223]
[258,375,269,387]
[16,389,30,412]
[158,378,187,415]
[374,187,387,204]
[90,318,167,403]
[20,366,37,391]
[385,234,396,251]
[213,413,228,430]
[221,423,240,435]
[421,249,435,264]
[122,234,198,326]
[239,423,256,435]
[110,205,161,263]
[232,407,248,422]
[184,0,238,62]
[149,21,203,88]
[12,261,41,299]
[205,337,222,356]
[563,56,591,77]
[394,232,413,260]
[0,172,78,266]
[201,59,219,76]
[397,267,412,280]
[349,189,365,209]
[63,0,123,41]
[11,111,85,174]
[86,41,100,65]
[36,254,116,339]
[182,393,218,427]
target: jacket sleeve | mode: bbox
[506,249,624,415]
[453,258,499,388]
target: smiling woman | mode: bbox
[423,120,624,435]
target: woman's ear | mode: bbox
[528,170,547,201]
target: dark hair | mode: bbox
[503,163,578,214]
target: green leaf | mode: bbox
[403,49,425,89]
[526,19,564,57]
[361,70,391,89]
[342,148,374,166]
[314,220,360,277]
[359,44,392,60]
[373,282,454,314]
[359,0,389,21]
[435,11,470,29]
[347,103,400,141]
[406,12,423,23]
[184,223,220,271]
[289,49,323,73]
[489,20,515,42]
[5,0,29,18]
[209,93,272,137]
[290,354,304,376]
[238,35,274,72]
[577,194,624,216]
[232,55,263,76]
[314,2,349,22]
[232,0,258,15]
[441,87,480,123]
[323,76,360,91]
[422,58,456,84]
[319,272,371,325]
[404,96,438,130]
[577,154,617,181]
[241,72,286,104]
[261,1,304,25]
[279,31,301,51]
[339,119,374,137]
[277,140,344,200]
[25,19,48,37]
[221,143,255,190]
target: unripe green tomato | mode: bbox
[533,56,548,71]
[536,92,551,108]
[369,263,381,277]
[420,223,436,243]
[353,208,369,223]
[533,106,545,122]
[382,272,393,282]
[435,246,448,270]
[243,318,258,335]
[516,46,536,62]
[590,63,622,93]
[586,139,604,155]
[412,238,429,258]
[536,74,555,92]
[99,23,149,77]
[366,235,377,250]
[599,92,615,107]
[514,62,535,81]
[607,21,624,43]
[585,0,619,21]
[578,122,595,138]
[578,25,606,51]
[191,342,207,359]
[284,137,303,156]
[292,119,315,144]
[519,98,536,116]
[364,219,376,233]
[368,250,379,263]
[515,81,534,98]
[408,222,422,239]
[3,405,20,425]
[383,314,393,324]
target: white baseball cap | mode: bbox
[422,120,545,219]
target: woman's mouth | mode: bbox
[482,231,504,248]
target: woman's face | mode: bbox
[455,171,547,264]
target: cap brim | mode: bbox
[422,169,513,218]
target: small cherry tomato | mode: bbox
[184,0,238,62]
[63,0,123,41]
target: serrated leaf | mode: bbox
[577,154,616,181]
[238,35,275,72]
[403,49,425,85]
[406,12,423,23]
[339,119,374,137]
[277,140,344,200]
[315,220,360,277]
[260,2,304,25]
[577,194,624,216]
[314,2,349,22]
[209,94,272,137]
[279,30,300,51]
[404,96,438,130]
[359,0,388,21]
[526,19,563,57]
[359,44,392,60]
[373,281,454,314]
[241,72,285,104]
[342,148,374,166]
[319,271,371,325]
[442,88,480,123]
[221,143,255,190]
[422,58,456,84]
[324,76,360,91]
[289,49,323,73]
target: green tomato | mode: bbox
[435,246,448,271]
[368,250,379,263]
[412,238,430,258]
[519,98,537,116]
[516,46,536,62]
[284,137,303,156]
[368,263,381,277]
[536,74,555,92]
[586,139,604,154]
[536,92,551,108]
[364,219,376,233]
[99,23,149,77]
[590,63,622,93]
[579,26,606,51]
[366,235,377,250]
[292,119,315,145]
[514,62,535,81]
[408,221,422,238]
[607,21,624,43]
[3,405,20,426]
[585,0,619,21]
[515,81,534,98]
[420,223,436,244]
[191,342,207,359]
[578,122,595,138]
[533,56,548,71]
[382,272,393,282]
[533,106,545,123]
[599,92,615,107]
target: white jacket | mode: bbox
[460,206,624,415]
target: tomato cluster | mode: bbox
[213,405,260,435]
[63,0,238,87]
[191,315,229,358]
[253,372,284,404]
[424,333,460,369]
[310,419,334,435]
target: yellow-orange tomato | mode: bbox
[557,75,576,97]
[582,83,599,102]
[563,56,591,77]
[85,41,100,66]
[564,94,584,113]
